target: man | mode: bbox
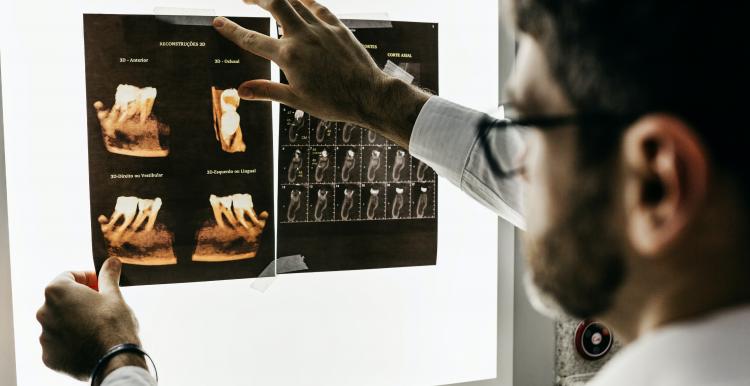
[37,0,750,385]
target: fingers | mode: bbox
[70,271,99,290]
[243,0,306,33]
[289,0,319,24]
[299,0,343,27]
[213,17,280,61]
[238,79,298,106]
[98,257,122,297]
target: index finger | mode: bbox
[213,17,281,61]
[244,0,306,34]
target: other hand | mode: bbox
[37,258,143,381]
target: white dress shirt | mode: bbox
[588,305,750,386]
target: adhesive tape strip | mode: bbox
[153,7,216,25]
[341,18,393,29]
[250,254,308,292]
[383,60,415,85]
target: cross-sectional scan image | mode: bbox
[211,87,246,153]
[98,196,177,265]
[283,109,310,145]
[387,183,411,219]
[309,186,334,221]
[192,194,269,261]
[311,147,334,183]
[85,14,274,285]
[413,159,436,182]
[277,21,439,272]
[336,147,360,183]
[387,147,410,182]
[412,184,435,218]
[280,185,309,223]
[94,84,170,157]
[363,146,386,183]
[335,184,361,221]
[338,122,362,145]
[312,118,336,145]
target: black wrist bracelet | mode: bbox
[90,343,158,386]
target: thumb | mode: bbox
[98,257,123,297]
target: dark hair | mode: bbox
[514,0,749,186]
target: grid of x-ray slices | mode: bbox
[280,106,437,223]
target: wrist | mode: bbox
[358,73,430,148]
[95,352,148,386]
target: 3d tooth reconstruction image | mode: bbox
[192,194,269,262]
[94,84,170,157]
[212,87,246,153]
[84,14,275,285]
[98,196,177,265]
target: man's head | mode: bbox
[505,0,750,338]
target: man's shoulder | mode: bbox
[587,304,750,386]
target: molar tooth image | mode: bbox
[314,150,330,183]
[94,84,170,157]
[341,150,356,182]
[193,193,269,262]
[367,149,382,182]
[288,109,305,143]
[287,189,302,222]
[340,188,355,220]
[366,188,380,220]
[97,196,176,265]
[416,187,429,218]
[212,87,246,153]
[288,149,304,183]
[392,150,406,182]
[315,120,332,143]
[416,160,430,182]
[313,189,330,221]
[341,123,356,143]
[391,187,405,219]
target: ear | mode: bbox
[621,114,709,257]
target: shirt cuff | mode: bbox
[101,366,157,386]
[409,96,484,188]
[408,96,526,229]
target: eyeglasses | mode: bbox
[477,105,636,179]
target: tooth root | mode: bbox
[112,196,138,243]
[131,199,153,230]
[219,196,238,226]
[145,197,162,231]
[209,195,226,228]
[139,89,156,124]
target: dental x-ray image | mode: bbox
[277,20,438,272]
[85,14,275,285]
[192,193,269,261]
[98,196,177,265]
[211,87,246,153]
[94,84,170,157]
